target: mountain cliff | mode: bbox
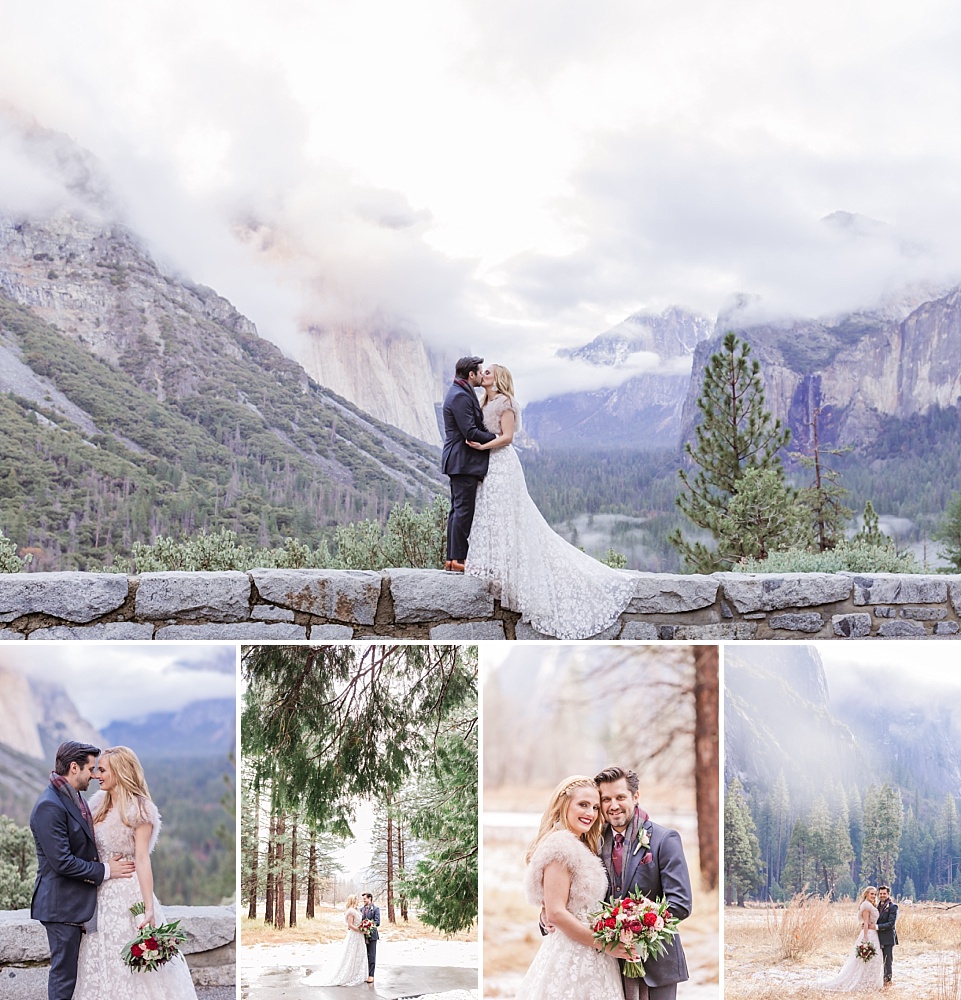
[103,699,235,759]
[0,209,444,567]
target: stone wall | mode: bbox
[0,905,235,989]
[1,569,959,639]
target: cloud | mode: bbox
[3,646,237,728]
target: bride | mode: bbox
[514,775,635,1000]
[74,746,197,1000]
[822,886,884,992]
[303,895,368,987]
[465,364,637,639]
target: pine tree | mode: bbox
[671,332,792,571]
[794,407,853,551]
[724,778,764,905]
[862,784,903,887]
[782,817,813,895]
[933,489,961,571]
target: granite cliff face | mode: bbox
[297,320,450,446]
[523,307,714,448]
[681,289,961,452]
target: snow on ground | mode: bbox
[242,937,478,971]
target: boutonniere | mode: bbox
[633,826,651,856]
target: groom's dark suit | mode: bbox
[600,809,693,1000]
[441,379,496,562]
[362,902,381,978]
[877,898,898,983]
[30,781,106,1000]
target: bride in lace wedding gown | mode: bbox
[74,747,197,1000]
[303,895,368,987]
[822,887,884,992]
[514,776,632,1000]
[465,365,636,639]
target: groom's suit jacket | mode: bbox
[29,783,105,924]
[600,817,692,988]
[877,900,899,947]
[441,381,495,479]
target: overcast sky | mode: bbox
[1,644,237,728]
[4,1,961,399]
[816,643,961,719]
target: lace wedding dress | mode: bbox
[74,793,197,1000]
[822,901,883,992]
[465,394,637,639]
[514,829,623,1000]
[303,907,368,987]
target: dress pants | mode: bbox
[446,474,481,561]
[42,922,84,1000]
[881,943,893,981]
[624,980,678,1000]
[366,936,377,977]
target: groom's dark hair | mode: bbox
[878,885,891,892]
[55,741,101,775]
[594,765,640,794]
[455,356,484,379]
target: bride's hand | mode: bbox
[606,942,639,961]
[466,439,483,449]
[137,907,156,929]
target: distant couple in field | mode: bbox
[515,766,693,1000]
[441,356,637,640]
[29,740,196,1000]
[823,885,899,992]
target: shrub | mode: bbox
[0,529,29,573]
[108,528,332,573]
[767,891,831,960]
[735,538,921,574]
[334,495,449,570]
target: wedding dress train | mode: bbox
[466,394,636,640]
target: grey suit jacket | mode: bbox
[600,819,692,988]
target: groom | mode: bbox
[876,885,898,986]
[595,765,693,1000]
[441,356,496,572]
[361,892,380,984]
[30,740,136,1000]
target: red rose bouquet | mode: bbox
[589,890,680,978]
[856,941,877,962]
[359,918,375,939]
[120,901,188,972]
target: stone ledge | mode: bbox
[0,570,959,640]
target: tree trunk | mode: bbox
[306,836,316,919]
[693,645,720,890]
[289,816,298,929]
[398,819,408,921]
[265,812,275,925]
[386,804,396,923]
[247,808,259,920]
[274,812,286,929]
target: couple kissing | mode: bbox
[441,356,637,640]
[516,765,692,1000]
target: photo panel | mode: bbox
[240,643,478,1000]
[482,642,719,1000]
[0,643,238,1000]
[724,641,961,999]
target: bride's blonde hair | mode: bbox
[92,746,153,827]
[482,364,521,431]
[346,894,359,909]
[525,775,602,863]
[860,886,877,902]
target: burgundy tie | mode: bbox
[613,833,625,878]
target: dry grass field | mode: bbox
[242,901,478,947]
[725,899,961,1000]
[483,784,719,999]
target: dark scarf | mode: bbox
[453,377,474,391]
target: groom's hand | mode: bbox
[108,855,135,879]
[539,906,556,935]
